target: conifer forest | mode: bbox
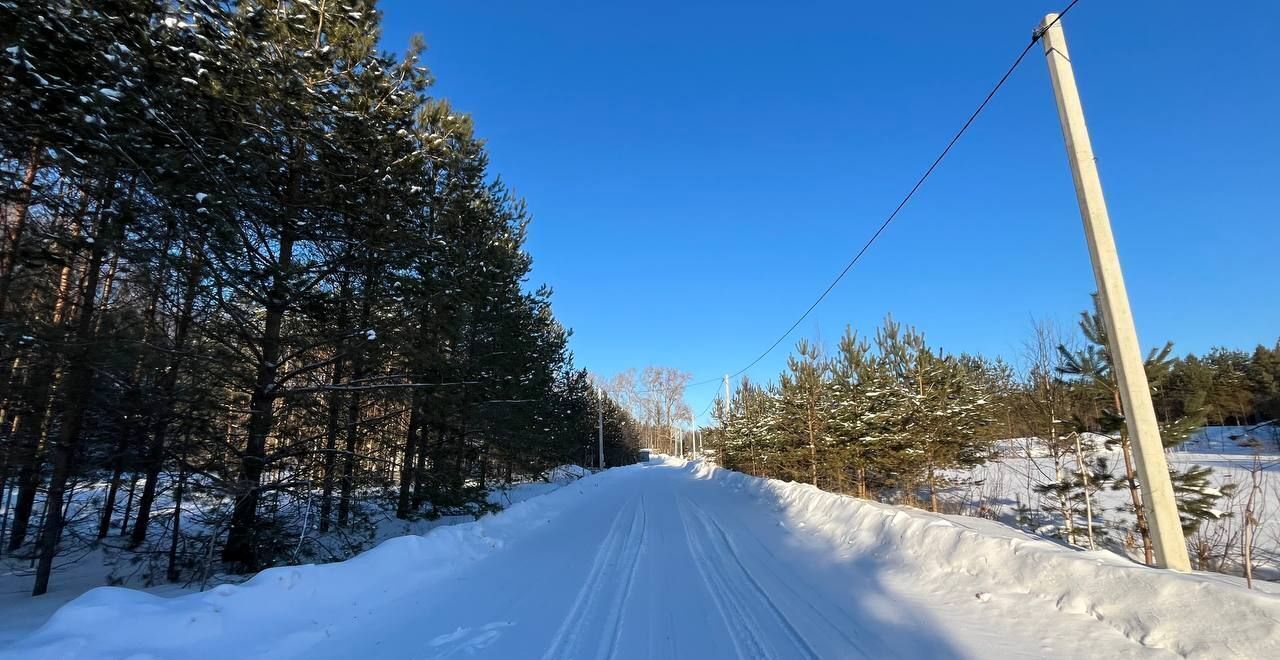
[0,0,642,596]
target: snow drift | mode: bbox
[685,459,1280,659]
[0,467,604,660]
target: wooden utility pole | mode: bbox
[1038,13,1190,571]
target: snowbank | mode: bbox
[685,459,1280,659]
[484,465,587,508]
[10,459,1280,659]
[542,464,591,482]
[0,467,610,660]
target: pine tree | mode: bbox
[776,340,829,487]
[0,0,616,593]
[1058,295,1232,564]
[874,317,993,511]
[829,327,878,498]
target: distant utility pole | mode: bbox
[722,375,730,419]
[1038,13,1190,571]
[597,387,605,470]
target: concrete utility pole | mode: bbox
[1038,13,1190,571]
[597,387,605,470]
[723,375,731,419]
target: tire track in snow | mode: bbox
[686,497,873,657]
[597,495,647,660]
[681,496,823,660]
[677,496,777,660]
[541,496,645,660]
[540,497,630,659]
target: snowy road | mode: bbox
[304,461,1175,660]
[12,459,1277,659]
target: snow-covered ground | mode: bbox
[0,466,590,649]
[5,457,1279,659]
[941,426,1280,578]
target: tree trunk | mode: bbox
[0,472,11,552]
[319,273,352,533]
[118,475,137,536]
[1054,453,1075,546]
[413,427,436,507]
[1075,434,1097,550]
[806,407,818,488]
[4,378,49,552]
[129,397,173,548]
[336,384,361,526]
[1112,391,1153,565]
[32,203,116,595]
[5,198,89,552]
[927,465,939,513]
[396,393,422,519]
[337,287,371,527]
[318,353,345,533]
[97,397,141,540]
[1119,437,1153,565]
[166,454,187,583]
[0,353,23,433]
[0,145,41,312]
[452,427,466,494]
[97,458,125,540]
[221,222,294,571]
[128,254,200,548]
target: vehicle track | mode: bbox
[685,497,874,657]
[541,495,647,660]
[678,495,822,660]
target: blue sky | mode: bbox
[377,1,1279,422]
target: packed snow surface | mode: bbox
[6,458,1280,659]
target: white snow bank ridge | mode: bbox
[542,463,591,482]
[0,468,605,660]
[685,459,1280,659]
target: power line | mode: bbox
[611,1,1084,400]
[630,376,722,396]
[600,374,722,397]
[694,395,718,425]
[724,0,1082,382]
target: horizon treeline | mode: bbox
[0,0,640,596]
